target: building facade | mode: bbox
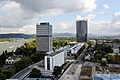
[36,22,53,52]
[45,46,68,71]
[76,20,87,42]
[68,42,85,55]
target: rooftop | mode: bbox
[95,66,120,74]
[66,63,79,75]
[36,22,50,26]
[47,46,68,57]
[80,66,92,77]
[40,22,49,25]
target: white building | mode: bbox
[36,22,52,52]
[5,55,21,65]
[6,57,14,64]
[113,48,119,54]
[45,46,68,71]
[68,42,85,55]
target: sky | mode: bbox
[0,0,120,35]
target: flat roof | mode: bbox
[47,47,67,57]
[66,64,79,75]
[46,42,85,57]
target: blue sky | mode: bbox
[0,0,120,35]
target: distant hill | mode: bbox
[0,33,34,38]
[53,33,76,37]
[53,33,98,38]
[0,33,119,38]
[53,33,120,38]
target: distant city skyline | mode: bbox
[0,0,120,35]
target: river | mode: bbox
[0,39,33,55]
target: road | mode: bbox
[75,48,87,64]
[59,47,87,80]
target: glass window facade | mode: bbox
[47,58,50,70]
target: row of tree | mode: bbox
[53,37,76,49]
[15,40,36,56]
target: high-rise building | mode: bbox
[76,20,87,42]
[36,22,52,52]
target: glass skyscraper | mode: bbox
[76,20,87,42]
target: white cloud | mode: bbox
[18,24,36,34]
[14,0,97,13]
[103,4,110,9]
[90,13,120,35]
[0,0,97,34]
[76,15,85,21]
[76,12,120,35]
[0,1,23,27]
[0,24,36,34]
[114,12,120,16]
[76,14,96,21]
[53,22,75,33]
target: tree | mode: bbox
[29,68,41,78]
[0,73,6,80]
[95,44,113,54]
[107,54,116,63]
[95,53,102,60]
[53,66,62,77]
[14,57,32,72]
[88,41,95,47]
[100,61,107,66]
[2,68,15,78]
[74,54,78,59]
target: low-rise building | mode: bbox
[5,55,21,65]
[45,46,68,71]
[92,66,120,80]
[113,48,119,54]
[68,42,85,55]
[59,63,82,80]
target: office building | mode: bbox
[36,22,52,52]
[45,46,69,70]
[76,20,87,42]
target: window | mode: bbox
[47,58,50,70]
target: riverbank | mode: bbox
[0,39,33,55]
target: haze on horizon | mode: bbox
[0,0,120,35]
